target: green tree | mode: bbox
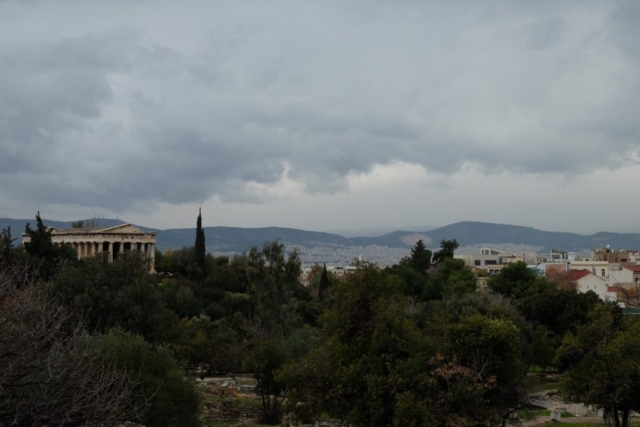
[422,258,472,300]
[443,314,529,425]
[175,285,202,318]
[247,240,302,338]
[194,208,206,274]
[530,325,556,370]
[432,238,459,264]
[442,267,477,297]
[556,304,640,427]
[0,226,15,257]
[53,252,178,343]
[281,265,421,426]
[281,266,531,427]
[384,263,426,298]
[170,315,217,375]
[95,328,201,427]
[520,288,599,336]
[23,212,77,279]
[207,313,248,375]
[23,212,57,260]
[409,239,432,275]
[488,261,550,299]
[244,339,289,425]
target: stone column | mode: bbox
[108,242,113,262]
[149,244,156,273]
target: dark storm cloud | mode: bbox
[1,0,639,211]
[0,32,132,172]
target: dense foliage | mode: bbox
[3,213,638,427]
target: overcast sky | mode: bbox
[1,0,639,234]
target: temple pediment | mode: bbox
[98,224,144,234]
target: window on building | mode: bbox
[485,260,497,265]
[474,260,481,266]
[601,269,605,277]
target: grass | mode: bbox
[525,371,560,393]
[227,292,251,299]
[529,381,560,393]
[520,409,574,421]
[536,409,574,418]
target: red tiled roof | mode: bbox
[624,266,640,273]
[567,269,591,281]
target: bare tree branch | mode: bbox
[0,257,149,426]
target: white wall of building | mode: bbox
[576,273,618,303]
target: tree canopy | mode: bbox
[556,304,640,427]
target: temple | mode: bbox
[21,223,157,272]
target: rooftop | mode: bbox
[567,269,591,281]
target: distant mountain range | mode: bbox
[3,218,640,256]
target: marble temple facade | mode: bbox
[22,224,157,272]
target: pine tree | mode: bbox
[0,226,15,257]
[23,212,77,280]
[318,263,330,300]
[410,239,432,275]
[432,239,459,265]
[24,211,57,260]
[194,208,206,273]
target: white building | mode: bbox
[568,270,618,303]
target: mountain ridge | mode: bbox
[2,218,639,255]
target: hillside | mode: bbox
[157,226,353,252]
[3,218,640,256]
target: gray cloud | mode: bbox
[1,0,639,213]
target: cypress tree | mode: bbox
[318,263,330,300]
[195,208,206,272]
